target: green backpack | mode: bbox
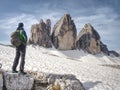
[10,30,22,47]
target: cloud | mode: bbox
[0,12,62,44]
[0,1,120,50]
[0,13,38,44]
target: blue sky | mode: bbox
[0,0,120,50]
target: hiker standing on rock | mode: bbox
[12,22,27,74]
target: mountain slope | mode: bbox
[0,45,120,90]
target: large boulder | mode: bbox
[29,19,52,48]
[51,14,77,50]
[30,71,85,90]
[1,70,85,90]
[76,23,109,55]
[47,79,84,90]
[4,72,34,90]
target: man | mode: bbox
[12,22,27,74]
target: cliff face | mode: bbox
[76,23,109,55]
[51,14,77,50]
[0,69,85,90]
[29,19,52,48]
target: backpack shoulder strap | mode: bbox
[19,30,27,42]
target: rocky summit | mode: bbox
[51,14,77,50]
[76,23,109,55]
[29,19,52,48]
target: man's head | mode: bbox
[18,22,24,28]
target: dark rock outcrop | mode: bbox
[51,14,77,50]
[109,50,120,57]
[76,23,109,55]
[100,41,109,55]
[29,19,52,48]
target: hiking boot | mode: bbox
[19,71,27,75]
[12,70,18,73]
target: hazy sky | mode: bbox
[0,0,120,50]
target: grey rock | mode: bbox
[1,70,85,90]
[76,23,109,55]
[29,19,52,48]
[47,79,85,90]
[51,14,77,50]
[29,71,85,90]
[109,50,120,57]
[100,41,109,55]
[4,72,34,90]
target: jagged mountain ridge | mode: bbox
[29,13,119,57]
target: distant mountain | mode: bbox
[29,19,52,48]
[51,14,77,50]
[28,13,119,57]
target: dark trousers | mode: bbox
[12,44,26,71]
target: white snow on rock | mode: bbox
[0,45,120,90]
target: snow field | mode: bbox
[0,45,120,90]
